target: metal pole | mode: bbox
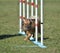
[23,0,25,18]
[31,0,34,16]
[35,0,38,42]
[19,0,22,33]
[41,0,44,45]
[27,0,29,18]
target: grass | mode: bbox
[0,0,60,53]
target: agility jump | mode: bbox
[19,0,46,48]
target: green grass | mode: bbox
[0,0,60,53]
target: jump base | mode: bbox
[32,41,47,48]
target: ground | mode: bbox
[0,0,60,53]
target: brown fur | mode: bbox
[22,18,40,41]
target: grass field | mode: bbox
[0,0,60,53]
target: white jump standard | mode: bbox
[19,0,46,48]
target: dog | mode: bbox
[22,17,40,41]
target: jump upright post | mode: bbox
[19,0,46,48]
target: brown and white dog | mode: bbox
[22,17,40,41]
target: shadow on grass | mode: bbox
[0,34,49,41]
[0,34,23,40]
[38,37,49,41]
